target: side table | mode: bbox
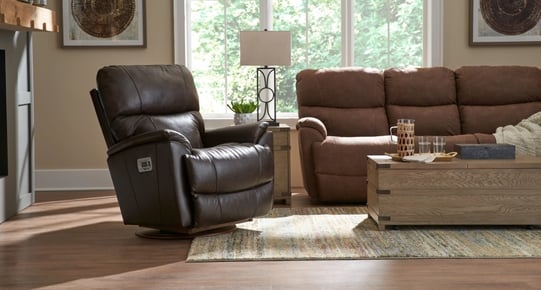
[268,124,291,205]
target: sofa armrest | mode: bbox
[296,117,327,139]
[295,117,328,198]
[107,129,192,156]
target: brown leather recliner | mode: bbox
[90,64,274,238]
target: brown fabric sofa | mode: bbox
[296,66,541,203]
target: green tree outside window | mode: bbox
[190,0,422,115]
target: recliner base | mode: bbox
[135,225,237,240]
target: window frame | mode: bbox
[174,0,443,128]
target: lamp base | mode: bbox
[256,67,278,125]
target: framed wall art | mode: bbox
[470,0,541,45]
[62,0,146,47]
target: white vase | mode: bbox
[234,113,255,125]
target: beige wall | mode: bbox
[32,1,541,189]
[443,1,541,68]
[33,0,174,170]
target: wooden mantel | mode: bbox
[0,0,58,32]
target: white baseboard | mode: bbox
[35,169,113,191]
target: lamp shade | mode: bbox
[240,31,291,66]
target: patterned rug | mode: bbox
[186,207,541,262]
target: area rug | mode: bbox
[186,207,541,262]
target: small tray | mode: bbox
[385,152,458,162]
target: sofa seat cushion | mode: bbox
[309,135,395,203]
[444,134,496,153]
[313,136,395,177]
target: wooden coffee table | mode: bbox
[367,155,541,230]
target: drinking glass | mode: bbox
[432,136,446,154]
[418,136,431,154]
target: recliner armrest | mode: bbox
[107,129,192,156]
[202,122,270,146]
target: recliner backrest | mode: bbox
[96,65,205,148]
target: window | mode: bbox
[175,0,442,120]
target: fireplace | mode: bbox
[0,49,6,176]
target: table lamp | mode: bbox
[240,30,291,126]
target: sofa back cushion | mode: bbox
[456,66,541,134]
[384,67,461,136]
[296,68,388,137]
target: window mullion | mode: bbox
[424,0,443,66]
[173,0,190,66]
[386,0,391,67]
[223,1,228,111]
[342,0,354,67]
[305,1,309,65]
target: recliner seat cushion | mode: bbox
[185,144,273,194]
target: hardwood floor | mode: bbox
[0,189,539,290]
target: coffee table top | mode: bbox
[367,155,541,170]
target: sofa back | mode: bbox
[384,67,461,136]
[296,67,389,136]
[455,66,541,134]
[296,65,541,137]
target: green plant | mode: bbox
[227,99,258,114]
